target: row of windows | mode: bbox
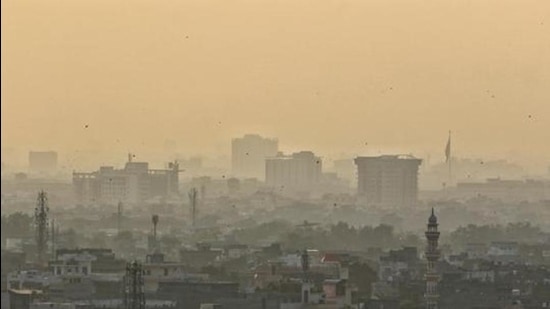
[54,266,89,275]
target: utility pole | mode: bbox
[35,191,49,266]
[300,249,311,304]
[152,215,159,240]
[151,215,159,252]
[51,219,55,260]
[188,188,198,228]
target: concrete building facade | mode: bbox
[231,134,278,180]
[265,151,322,192]
[73,158,179,206]
[354,155,421,207]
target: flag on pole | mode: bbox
[445,132,451,163]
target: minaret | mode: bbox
[425,208,440,309]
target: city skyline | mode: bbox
[2,0,550,308]
[1,132,548,176]
[2,0,549,171]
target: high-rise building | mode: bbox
[73,157,179,206]
[29,151,58,173]
[425,208,440,309]
[354,155,421,207]
[265,151,322,192]
[231,134,278,179]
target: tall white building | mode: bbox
[73,157,179,206]
[231,134,278,179]
[265,151,322,192]
[354,155,421,207]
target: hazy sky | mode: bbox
[2,0,549,170]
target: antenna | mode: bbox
[35,191,49,266]
[151,214,160,253]
[300,249,311,304]
[123,261,145,309]
[301,249,310,275]
[152,215,159,240]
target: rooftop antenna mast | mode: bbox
[35,191,49,266]
[188,188,198,228]
[301,249,310,278]
[151,214,159,252]
[123,261,145,309]
[300,249,311,304]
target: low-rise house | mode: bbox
[180,243,223,269]
[378,247,421,282]
[488,242,519,263]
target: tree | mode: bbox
[58,228,78,249]
[348,262,377,296]
[114,231,136,255]
[89,232,108,248]
[1,212,33,238]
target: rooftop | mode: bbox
[8,289,43,295]
[355,154,420,161]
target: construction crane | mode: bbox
[167,161,184,196]
[35,191,49,266]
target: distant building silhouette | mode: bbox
[73,157,179,206]
[29,151,58,174]
[455,178,550,202]
[422,158,525,190]
[266,151,322,192]
[354,155,421,207]
[231,134,278,179]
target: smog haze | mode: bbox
[2,0,549,171]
